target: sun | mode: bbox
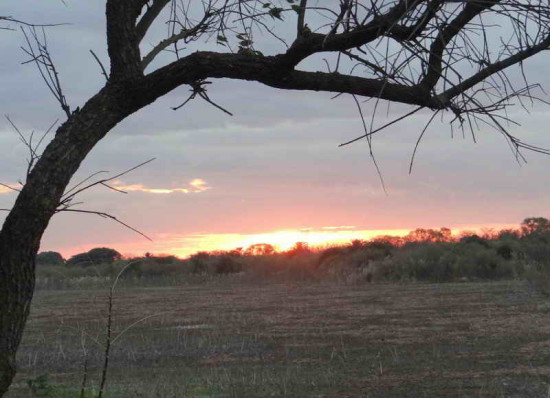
[231,229,408,252]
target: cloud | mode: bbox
[110,179,211,194]
[320,226,357,231]
[189,178,210,192]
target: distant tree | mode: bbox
[229,247,244,257]
[459,234,489,248]
[245,243,276,256]
[496,244,513,260]
[317,246,347,268]
[87,247,121,263]
[35,251,65,266]
[148,254,177,264]
[189,251,211,274]
[365,239,398,256]
[286,242,310,258]
[520,217,550,237]
[214,256,242,274]
[406,227,452,243]
[370,235,405,248]
[497,229,521,241]
[66,253,93,267]
[66,247,121,266]
[350,239,366,250]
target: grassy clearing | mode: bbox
[7,279,550,397]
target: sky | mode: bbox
[1,1,549,258]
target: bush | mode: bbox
[389,243,454,282]
[67,247,121,266]
[518,240,550,266]
[36,251,65,266]
[452,244,513,280]
[214,255,242,274]
[524,263,550,296]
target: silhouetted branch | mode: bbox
[21,27,71,118]
[57,209,152,241]
[55,159,156,241]
[0,16,67,30]
[0,183,19,193]
[89,50,109,81]
[172,79,233,115]
[60,158,156,208]
[4,115,57,183]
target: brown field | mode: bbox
[6,279,550,397]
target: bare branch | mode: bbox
[57,208,152,241]
[141,10,215,70]
[21,27,71,118]
[421,0,500,90]
[60,158,156,208]
[440,33,550,103]
[0,16,67,30]
[296,0,308,37]
[0,183,20,193]
[90,50,109,81]
[5,115,57,182]
[135,0,171,43]
[171,79,233,116]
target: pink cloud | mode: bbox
[111,179,211,194]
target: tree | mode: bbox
[406,227,453,243]
[66,247,122,266]
[2,0,550,394]
[245,243,276,256]
[520,217,550,237]
[36,251,65,266]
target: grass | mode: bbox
[7,278,550,397]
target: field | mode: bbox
[7,279,550,397]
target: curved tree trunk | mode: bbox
[0,83,136,396]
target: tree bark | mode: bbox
[0,83,137,396]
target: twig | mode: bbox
[21,26,71,118]
[0,183,20,193]
[79,332,88,398]
[89,50,109,81]
[172,80,233,116]
[58,209,152,241]
[60,158,155,205]
[409,110,440,174]
[5,115,57,182]
[339,106,424,147]
[98,260,139,398]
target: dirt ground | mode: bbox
[6,279,550,397]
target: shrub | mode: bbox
[452,244,513,280]
[189,252,211,274]
[36,251,65,266]
[67,247,121,267]
[214,255,242,274]
[524,263,550,297]
[459,234,489,248]
[394,243,454,282]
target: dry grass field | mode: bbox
[6,279,550,397]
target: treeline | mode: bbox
[36,218,550,288]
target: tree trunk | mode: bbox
[0,83,135,396]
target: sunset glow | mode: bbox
[0,184,18,194]
[60,223,519,259]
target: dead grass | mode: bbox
[6,279,550,397]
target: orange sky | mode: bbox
[56,223,518,259]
